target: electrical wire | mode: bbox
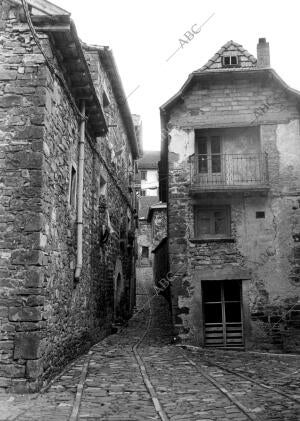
[21,0,86,122]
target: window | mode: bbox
[140,189,146,196]
[141,246,149,259]
[195,133,221,174]
[256,211,265,219]
[69,165,77,209]
[194,207,230,239]
[141,170,147,181]
[222,55,240,68]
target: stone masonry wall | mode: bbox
[137,220,152,267]
[0,0,137,391]
[166,72,300,350]
[151,209,167,249]
[0,1,48,391]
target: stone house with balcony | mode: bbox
[0,0,140,392]
[159,38,300,351]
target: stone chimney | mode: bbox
[257,38,270,68]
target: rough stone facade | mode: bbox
[160,39,300,351]
[0,0,140,392]
[137,219,153,267]
[148,205,167,250]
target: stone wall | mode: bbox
[0,0,48,391]
[137,220,152,267]
[151,209,167,249]
[164,71,300,350]
[0,0,137,391]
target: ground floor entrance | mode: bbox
[202,280,244,348]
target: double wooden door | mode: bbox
[202,280,244,348]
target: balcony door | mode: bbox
[195,134,223,185]
[202,280,244,348]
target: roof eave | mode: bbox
[96,47,140,159]
[10,0,70,16]
[19,8,108,136]
[147,202,167,222]
[160,68,300,113]
[69,21,108,136]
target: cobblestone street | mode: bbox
[0,287,299,421]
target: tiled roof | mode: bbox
[139,196,159,219]
[160,39,300,112]
[196,40,257,73]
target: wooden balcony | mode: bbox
[190,153,269,193]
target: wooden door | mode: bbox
[202,280,244,348]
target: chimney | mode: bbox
[257,38,270,68]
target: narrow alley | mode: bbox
[1,274,299,421]
[1,2,300,421]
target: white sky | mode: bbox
[54,0,300,151]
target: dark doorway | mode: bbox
[202,280,244,348]
[141,246,149,259]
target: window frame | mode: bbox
[222,55,240,68]
[194,206,231,239]
[195,133,222,175]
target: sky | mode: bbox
[53,0,300,151]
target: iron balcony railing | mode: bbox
[190,153,269,190]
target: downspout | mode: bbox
[75,101,86,281]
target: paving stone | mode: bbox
[0,278,299,420]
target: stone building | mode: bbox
[136,151,160,267]
[159,38,300,351]
[138,150,160,197]
[137,196,159,267]
[0,0,140,391]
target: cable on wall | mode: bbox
[21,0,86,122]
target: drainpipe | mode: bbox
[75,101,86,281]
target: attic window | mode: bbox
[222,55,240,68]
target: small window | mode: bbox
[140,189,146,196]
[141,170,147,181]
[256,211,265,219]
[103,90,110,108]
[195,207,230,239]
[222,55,240,68]
[100,174,107,196]
[141,246,149,259]
[69,165,77,209]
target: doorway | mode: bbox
[202,280,244,348]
